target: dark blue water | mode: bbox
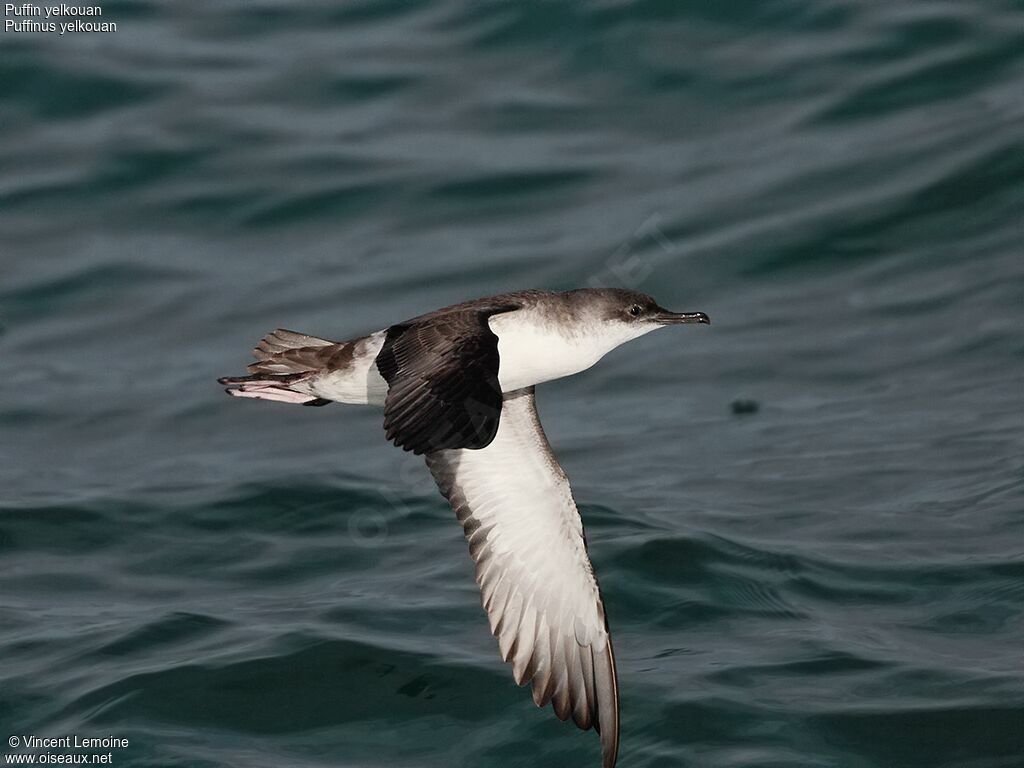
[2,2,1023,767]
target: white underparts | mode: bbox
[490,309,658,392]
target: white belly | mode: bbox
[490,312,602,392]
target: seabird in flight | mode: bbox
[218,288,710,767]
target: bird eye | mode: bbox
[627,304,643,317]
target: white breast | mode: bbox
[490,310,605,392]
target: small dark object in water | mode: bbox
[731,399,759,415]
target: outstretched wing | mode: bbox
[375,306,514,454]
[425,387,619,768]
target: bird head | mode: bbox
[563,288,709,348]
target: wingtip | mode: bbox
[601,729,619,768]
[597,636,620,768]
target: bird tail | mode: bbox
[249,329,334,369]
[220,328,355,405]
[218,372,331,407]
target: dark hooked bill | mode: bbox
[655,310,710,325]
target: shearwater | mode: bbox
[218,288,710,768]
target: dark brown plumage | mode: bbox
[376,304,518,454]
